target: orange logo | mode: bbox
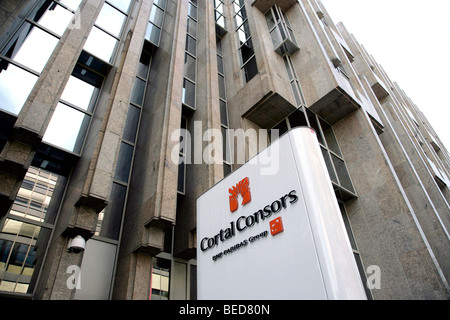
[229,177,251,212]
[270,217,284,236]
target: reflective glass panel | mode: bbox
[177,158,185,193]
[130,78,146,106]
[188,2,197,20]
[182,78,195,108]
[107,0,132,13]
[220,100,228,126]
[114,142,134,182]
[331,154,354,192]
[145,23,161,45]
[0,63,38,114]
[186,35,197,57]
[6,22,59,73]
[123,105,140,143]
[99,182,126,240]
[60,76,96,111]
[29,2,73,36]
[150,5,164,27]
[154,0,167,9]
[0,219,51,293]
[218,74,226,100]
[96,3,126,37]
[320,119,341,156]
[58,0,82,11]
[243,56,257,82]
[321,147,338,184]
[184,53,196,82]
[84,27,117,62]
[43,103,90,153]
[187,18,197,37]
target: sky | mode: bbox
[320,0,450,152]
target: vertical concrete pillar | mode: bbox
[334,109,449,299]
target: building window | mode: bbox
[95,50,151,240]
[145,0,166,47]
[271,108,356,201]
[151,258,171,300]
[216,35,232,177]
[0,0,82,115]
[181,0,198,110]
[177,115,188,194]
[83,0,132,63]
[42,67,102,154]
[0,166,67,294]
[232,0,258,83]
[214,0,227,36]
[265,5,299,56]
[283,56,306,106]
[339,203,373,300]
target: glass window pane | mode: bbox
[130,78,146,106]
[184,53,196,82]
[222,126,231,163]
[217,55,223,74]
[0,220,51,293]
[321,147,338,184]
[239,39,254,64]
[123,105,140,143]
[100,182,127,240]
[320,119,341,156]
[150,5,164,27]
[307,110,324,144]
[84,27,117,62]
[145,23,161,45]
[243,56,257,82]
[43,103,90,153]
[220,100,228,127]
[58,0,82,11]
[154,0,167,9]
[115,142,134,182]
[186,35,197,57]
[187,17,197,37]
[177,157,185,193]
[182,78,195,108]
[331,154,354,192]
[136,52,151,79]
[265,10,276,30]
[224,163,232,177]
[107,0,132,13]
[60,76,96,111]
[29,2,73,36]
[0,63,38,115]
[188,2,197,20]
[96,3,126,37]
[218,74,226,100]
[5,22,59,73]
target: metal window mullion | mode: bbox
[94,24,121,41]
[0,55,41,77]
[105,0,130,15]
[58,99,93,116]
[24,18,61,39]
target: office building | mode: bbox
[0,0,448,300]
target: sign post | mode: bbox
[196,127,366,300]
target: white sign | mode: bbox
[197,127,366,300]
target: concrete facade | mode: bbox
[0,0,448,300]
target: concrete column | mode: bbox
[334,109,449,299]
